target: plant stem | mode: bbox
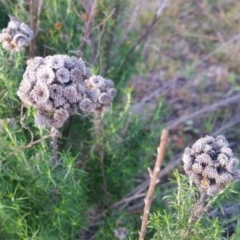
[93,109,109,207]
[50,127,60,167]
[188,190,207,224]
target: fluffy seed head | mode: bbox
[79,98,95,113]
[44,55,64,69]
[85,67,92,78]
[86,89,101,103]
[64,85,78,103]
[70,68,83,83]
[49,84,63,99]
[98,93,111,105]
[53,96,67,107]
[30,83,49,103]
[56,67,70,83]
[18,79,32,93]
[89,75,106,89]
[37,66,55,84]
[35,112,51,127]
[107,88,117,99]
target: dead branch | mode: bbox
[165,93,240,130]
[138,129,168,240]
[116,0,168,75]
[0,133,51,163]
[29,0,36,57]
[79,0,99,53]
[192,34,240,69]
[20,105,34,144]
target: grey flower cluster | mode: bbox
[17,55,116,128]
[183,135,240,196]
[0,17,33,52]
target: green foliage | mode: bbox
[0,0,158,239]
[0,121,87,239]
[1,0,240,239]
[0,49,25,117]
[148,171,224,240]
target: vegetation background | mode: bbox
[1,0,240,239]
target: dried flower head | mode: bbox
[18,54,116,128]
[0,17,33,52]
[183,135,240,196]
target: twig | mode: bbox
[131,79,174,113]
[156,0,168,17]
[79,0,99,54]
[165,93,240,130]
[35,0,44,36]
[116,0,168,75]
[192,34,240,69]
[103,2,121,72]
[29,0,36,57]
[20,105,34,144]
[138,129,169,240]
[0,134,51,163]
[92,8,115,32]
[212,114,240,136]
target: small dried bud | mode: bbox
[44,55,64,69]
[70,68,83,83]
[98,93,111,105]
[89,76,106,89]
[107,88,117,99]
[37,66,55,84]
[64,85,78,103]
[79,98,95,113]
[30,83,49,104]
[56,67,70,83]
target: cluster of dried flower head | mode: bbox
[183,135,240,196]
[0,16,33,52]
[17,54,116,128]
